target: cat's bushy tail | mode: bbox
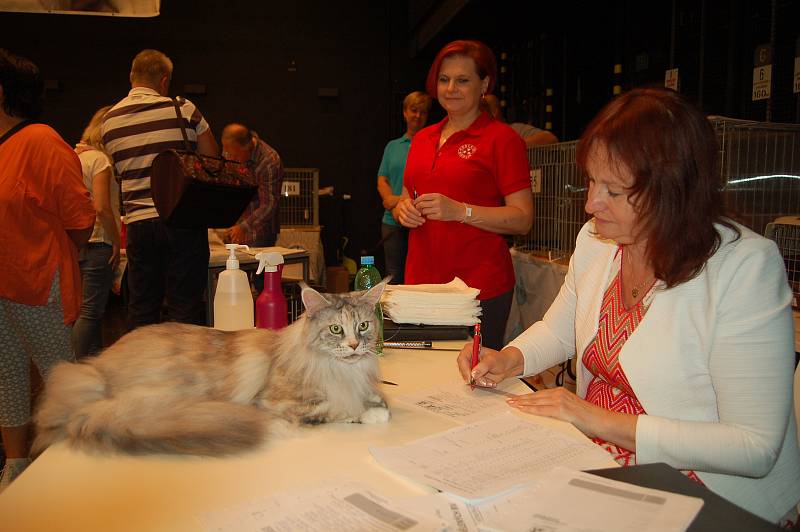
[33,362,269,456]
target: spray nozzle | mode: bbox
[225,243,250,270]
[255,251,285,274]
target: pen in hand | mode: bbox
[469,323,481,388]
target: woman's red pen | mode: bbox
[469,323,481,387]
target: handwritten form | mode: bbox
[370,411,616,500]
[393,378,523,425]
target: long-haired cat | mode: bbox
[33,282,390,456]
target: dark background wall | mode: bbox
[2,0,799,270]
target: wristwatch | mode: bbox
[461,203,472,223]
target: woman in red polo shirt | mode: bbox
[393,40,533,350]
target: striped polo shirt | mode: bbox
[101,87,210,224]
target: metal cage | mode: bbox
[284,282,305,323]
[280,167,319,227]
[512,141,587,262]
[712,118,800,238]
[513,118,800,262]
[765,216,800,310]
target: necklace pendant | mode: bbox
[631,287,640,298]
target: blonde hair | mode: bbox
[403,91,432,112]
[80,105,113,150]
[130,49,173,87]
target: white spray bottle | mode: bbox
[214,244,254,331]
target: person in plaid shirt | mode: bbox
[221,123,283,247]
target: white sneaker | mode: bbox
[0,458,30,492]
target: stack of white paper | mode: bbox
[382,277,481,326]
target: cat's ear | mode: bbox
[360,276,391,306]
[300,282,331,317]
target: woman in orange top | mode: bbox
[0,49,95,490]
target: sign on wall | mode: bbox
[752,44,772,101]
[0,0,159,17]
[664,68,679,91]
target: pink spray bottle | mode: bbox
[254,251,288,330]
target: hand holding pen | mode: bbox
[469,324,481,387]
[457,340,526,389]
[394,187,425,228]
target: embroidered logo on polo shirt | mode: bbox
[457,143,477,159]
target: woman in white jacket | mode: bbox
[458,87,800,524]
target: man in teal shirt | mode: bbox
[377,91,431,283]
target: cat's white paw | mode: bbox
[359,406,390,424]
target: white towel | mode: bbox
[382,278,481,326]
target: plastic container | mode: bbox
[214,244,254,331]
[255,251,288,330]
[353,256,384,354]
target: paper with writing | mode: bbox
[370,411,617,500]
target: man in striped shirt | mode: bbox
[102,49,218,329]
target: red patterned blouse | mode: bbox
[581,248,703,484]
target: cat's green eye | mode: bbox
[329,324,343,335]
[358,321,370,332]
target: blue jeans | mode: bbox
[381,224,407,285]
[72,243,113,358]
[125,218,209,329]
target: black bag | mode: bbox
[151,98,257,228]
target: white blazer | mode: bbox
[509,220,800,523]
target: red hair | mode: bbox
[425,40,497,97]
[576,87,738,288]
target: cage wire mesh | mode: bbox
[712,118,800,238]
[512,141,587,262]
[284,282,305,323]
[280,168,319,227]
[765,217,800,310]
[513,118,800,266]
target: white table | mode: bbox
[0,341,604,532]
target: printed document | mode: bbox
[480,466,704,532]
[370,411,617,500]
[197,479,443,532]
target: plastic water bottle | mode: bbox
[353,256,384,355]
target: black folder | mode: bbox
[587,463,782,531]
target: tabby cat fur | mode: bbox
[33,282,390,456]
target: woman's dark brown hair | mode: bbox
[576,87,738,288]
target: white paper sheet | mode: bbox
[480,466,704,532]
[396,493,480,532]
[370,411,616,500]
[394,379,522,425]
[197,479,444,532]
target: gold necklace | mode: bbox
[630,278,651,299]
[624,247,653,299]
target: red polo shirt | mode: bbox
[403,112,530,300]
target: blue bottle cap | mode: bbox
[360,256,375,266]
